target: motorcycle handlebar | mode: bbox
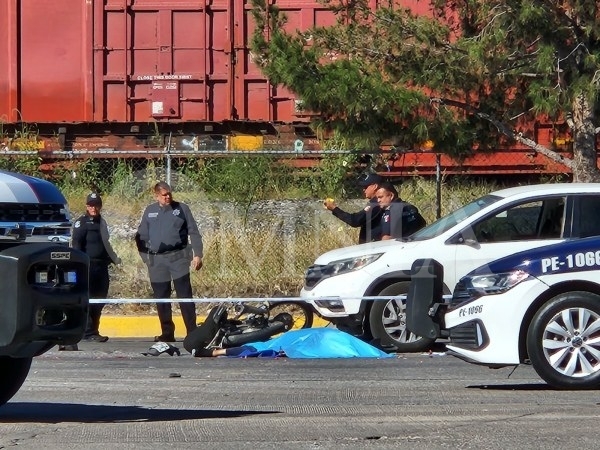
[233,302,268,316]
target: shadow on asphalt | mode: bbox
[0,402,277,423]
[466,383,555,391]
[370,340,448,354]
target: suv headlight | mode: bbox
[327,254,383,276]
[304,253,383,289]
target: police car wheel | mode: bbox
[526,291,600,389]
[369,282,435,353]
[0,356,33,406]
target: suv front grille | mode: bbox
[0,203,69,222]
[31,225,71,236]
[0,203,71,240]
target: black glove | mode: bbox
[134,232,147,252]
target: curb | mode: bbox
[99,315,330,339]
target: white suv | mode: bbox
[300,183,600,352]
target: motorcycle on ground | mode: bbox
[183,301,314,355]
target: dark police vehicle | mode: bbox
[0,171,89,406]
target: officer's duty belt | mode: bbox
[148,247,185,255]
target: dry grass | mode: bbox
[99,177,504,314]
[107,227,351,298]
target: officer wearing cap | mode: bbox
[135,181,203,342]
[70,192,121,343]
[323,172,384,244]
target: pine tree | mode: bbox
[250,0,600,181]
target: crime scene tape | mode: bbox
[89,295,409,304]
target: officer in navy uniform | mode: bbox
[323,172,384,243]
[136,181,203,342]
[375,182,426,240]
[71,192,121,343]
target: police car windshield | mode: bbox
[406,194,502,241]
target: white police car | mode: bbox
[407,235,600,389]
[301,183,600,352]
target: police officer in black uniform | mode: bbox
[136,181,203,342]
[323,172,384,243]
[375,182,426,240]
[71,192,121,342]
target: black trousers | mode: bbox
[87,262,110,336]
[147,251,197,336]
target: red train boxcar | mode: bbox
[1,0,340,127]
[0,0,577,176]
[0,0,340,156]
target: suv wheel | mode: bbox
[0,356,33,406]
[369,282,435,353]
[526,291,600,389]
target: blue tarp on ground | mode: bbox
[236,328,394,359]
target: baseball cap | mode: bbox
[356,172,383,187]
[86,192,102,207]
[142,342,181,357]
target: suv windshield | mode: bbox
[407,194,502,241]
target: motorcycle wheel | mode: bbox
[269,301,314,329]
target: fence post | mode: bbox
[436,153,441,219]
[166,132,172,185]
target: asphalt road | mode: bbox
[1,339,600,449]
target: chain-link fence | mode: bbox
[0,149,571,309]
[0,145,573,184]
